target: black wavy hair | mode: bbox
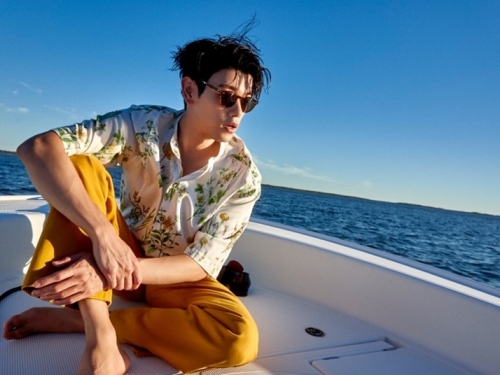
[171,19,271,100]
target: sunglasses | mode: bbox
[200,80,258,113]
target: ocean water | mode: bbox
[1,152,499,289]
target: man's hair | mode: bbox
[171,19,271,100]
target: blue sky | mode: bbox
[1,1,499,216]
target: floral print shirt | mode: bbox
[53,105,261,277]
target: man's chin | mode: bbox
[218,134,236,143]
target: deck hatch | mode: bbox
[311,347,467,375]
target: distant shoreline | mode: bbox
[260,184,496,218]
[0,149,497,218]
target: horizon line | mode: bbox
[1,149,498,218]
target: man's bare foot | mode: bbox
[3,307,84,340]
[78,332,130,375]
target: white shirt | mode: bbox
[54,105,261,277]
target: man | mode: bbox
[2,28,270,375]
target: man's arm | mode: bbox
[31,252,206,305]
[17,131,141,290]
[138,254,207,284]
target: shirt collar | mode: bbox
[169,111,184,160]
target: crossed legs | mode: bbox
[4,155,135,374]
[2,155,259,373]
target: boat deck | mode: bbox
[1,196,497,374]
[1,281,467,374]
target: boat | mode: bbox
[1,195,499,374]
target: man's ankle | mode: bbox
[78,299,115,341]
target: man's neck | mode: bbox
[177,115,220,176]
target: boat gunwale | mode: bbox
[248,217,500,306]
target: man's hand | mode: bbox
[31,253,108,305]
[91,225,142,291]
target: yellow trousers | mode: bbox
[22,155,258,373]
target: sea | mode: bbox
[1,152,499,290]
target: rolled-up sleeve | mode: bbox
[185,165,261,278]
[52,108,135,166]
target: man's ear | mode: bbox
[181,77,197,105]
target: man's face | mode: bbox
[192,69,254,143]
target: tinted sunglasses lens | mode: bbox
[243,99,257,113]
[218,90,257,113]
[220,91,237,108]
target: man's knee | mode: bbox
[70,154,105,175]
[68,155,115,199]
[223,315,259,367]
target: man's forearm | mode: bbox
[18,131,142,290]
[138,254,207,285]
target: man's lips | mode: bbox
[223,123,238,132]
